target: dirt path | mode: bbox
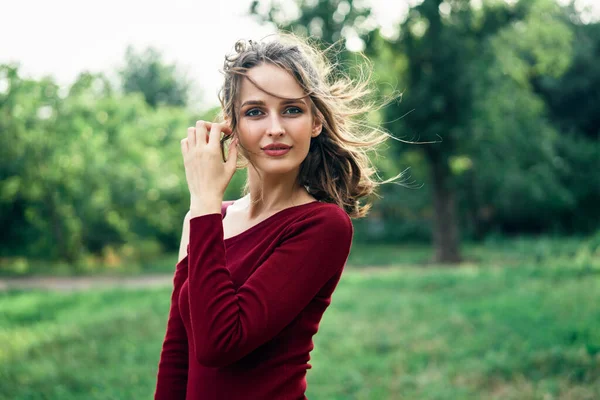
[0,266,400,292]
[0,274,173,292]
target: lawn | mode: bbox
[1,260,599,399]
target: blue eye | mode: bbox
[245,108,263,117]
[284,107,302,115]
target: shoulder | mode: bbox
[312,202,353,228]
[276,202,353,262]
[284,202,353,240]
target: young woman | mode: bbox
[154,34,397,400]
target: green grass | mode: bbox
[347,236,594,268]
[1,262,599,399]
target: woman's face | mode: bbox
[234,63,322,177]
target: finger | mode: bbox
[180,138,189,154]
[205,120,233,137]
[220,122,233,136]
[187,127,196,148]
[208,122,225,148]
[196,120,209,146]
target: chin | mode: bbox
[253,157,304,176]
[259,163,300,176]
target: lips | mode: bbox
[262,143,292,150]
[262,143,292,157]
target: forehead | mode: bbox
[238,63,306,103]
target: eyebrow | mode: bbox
[241,99,307,108]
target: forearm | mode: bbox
[155,263,189,399]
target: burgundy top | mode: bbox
[154,200,353,400]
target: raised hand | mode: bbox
[180,120,238,216]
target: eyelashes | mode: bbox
[245,108,262,117]
[244,107,303,117]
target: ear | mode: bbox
[223,115,235,137]
[311,117,323,138]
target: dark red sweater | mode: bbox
[155,200,353,400]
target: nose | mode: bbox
[266,114,285,137]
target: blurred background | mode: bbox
[1,0,599,399]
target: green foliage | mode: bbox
[0,66,245,267]
[459,0,575,234]
[120,46,192,108]
[531,20,600,232]
[1,260,599,399]
[251,0,372,46]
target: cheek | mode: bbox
[237,121,263,145]
[288,118,313,139]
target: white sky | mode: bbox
[1,0,598,108]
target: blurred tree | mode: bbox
[0,61,247,265]
[119,46,192,108]
[250,0,372,47]
[455,0,575,237]
[531,17,600,233]
[535,20,600,139]
[0,66,190,263]
[379,0,573,260]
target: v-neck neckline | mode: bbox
[222,200,320,244]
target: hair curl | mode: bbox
[217,33,403,219]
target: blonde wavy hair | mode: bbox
[217,33,403,219]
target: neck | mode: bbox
[244,166,309,219]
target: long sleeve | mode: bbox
[187,206,353,368]
[154,256,189,399]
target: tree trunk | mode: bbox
[429,154,462,264]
